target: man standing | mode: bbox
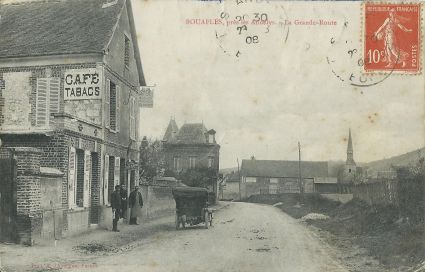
[111,185,122,232]
[129,186,143,225]
[120,185,128,219]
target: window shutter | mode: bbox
[114,157,120,187]
[116,85,120,132]
[105,79,110,128]
[68,147,76,209]
[134,99,139,141]
[49,78,60,114]
[103,155,109,205]
[83,151,91,208]
[130,96,135,140]
[36,78,49,127]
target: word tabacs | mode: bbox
[64,69,102,100]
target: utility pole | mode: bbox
[237,158,241,200]
[298,142,304,203]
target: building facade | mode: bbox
[240,158,331,198]
[162,119,220,197]
[0,0,147,237]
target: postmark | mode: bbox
[213,1,290,59]
[363,2,421,73]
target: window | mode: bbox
[105,80,120,131]
[36,77,60,126]
[208,157,214,168]
[68,148,91,209]
[130,96,136,140]
[174,157,181,172]
[189,157,196,169]
[124,35,130,68]
[245,177,257,183]
[107,156,115,205]
[68,147,76,208]
[270,178,279,184]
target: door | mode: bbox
[0,149,17,242]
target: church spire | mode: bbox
[346,128,355,165]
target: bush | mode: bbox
[396,163,425,223]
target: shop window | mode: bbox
[105,80,120,131]
[124,35,130,68]
[35,77,60,127]
[104,155,120,205]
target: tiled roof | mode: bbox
[0,0,124,58]
[162,119,179,142]
[168,123,208,144]
[241,159,329,178]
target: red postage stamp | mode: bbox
[364,3,421,73]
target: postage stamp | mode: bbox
[364,3,421,73]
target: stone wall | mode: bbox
[14,147,43,245]
[98,184,175,230]
[39,168,64,240]
[140,184,175,220]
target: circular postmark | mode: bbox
[214,0,290,59]
[326,18,395,88]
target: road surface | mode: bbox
[71,202,348,272]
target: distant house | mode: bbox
[240,158,331,198]
[162,119,220,197]
[221,171,241,200]
[314,177,338,193]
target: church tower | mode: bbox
[344,128,356,182]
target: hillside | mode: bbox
[219,167,238,175]
[365,147,425,172]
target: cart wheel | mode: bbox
[175,214,180,230]
[204,211,209,229]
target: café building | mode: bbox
[0,0,149,237]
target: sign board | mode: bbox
[140,86,154,108]
[64,68,102,100]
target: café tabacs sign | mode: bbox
[64,68,102,100]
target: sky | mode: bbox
[130,0,424,168]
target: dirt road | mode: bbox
[66,202,348,272]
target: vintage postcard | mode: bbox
[0,0,424,271]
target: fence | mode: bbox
[352,179,398,206]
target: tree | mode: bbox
[139,137,166,183]
[177,167,218,189]
[395,159,425,223]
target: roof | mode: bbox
[241,159,329,178]
[0,0,125,58]
[167,123,209,145]
[162,119,179,142]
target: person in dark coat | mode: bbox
[128,186,143,225]
[120,185,128,219]
[111,185,122,232]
